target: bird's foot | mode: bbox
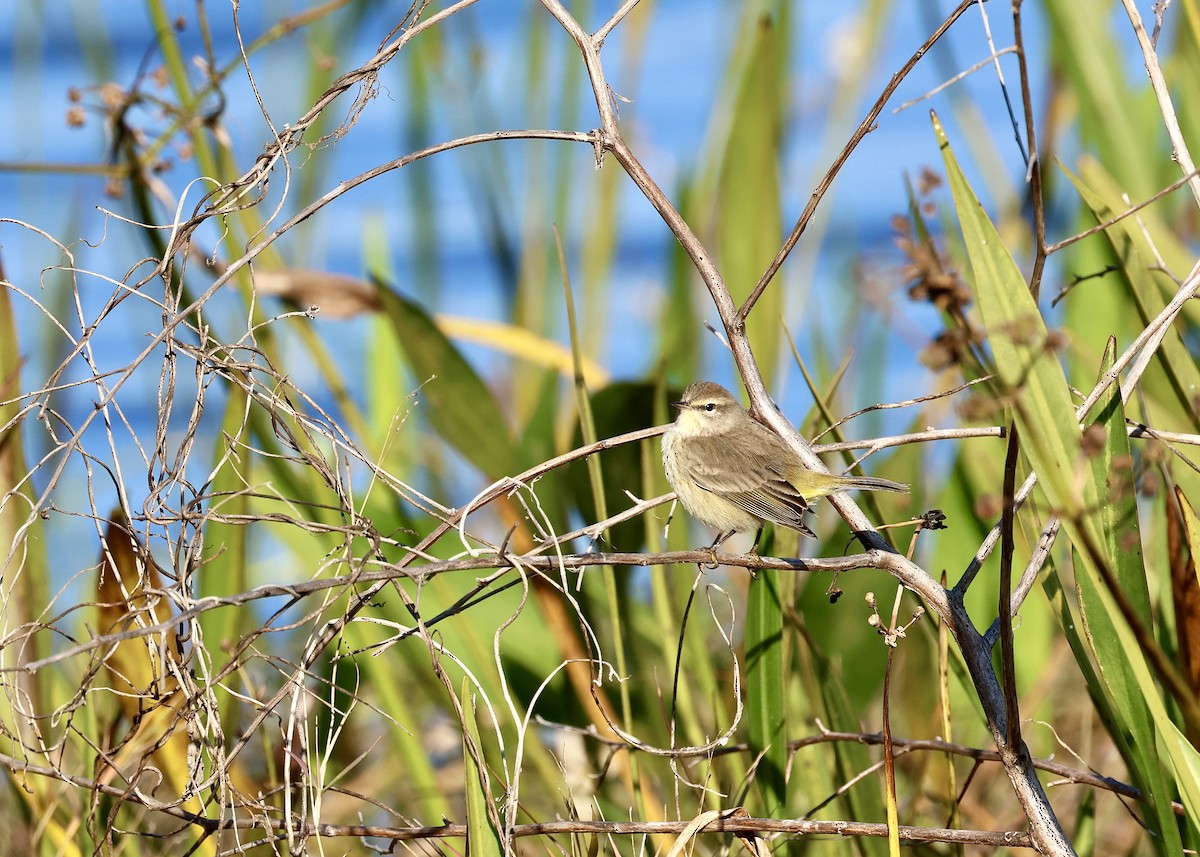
[702,531,733,569]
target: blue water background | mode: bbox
[0,1,1118,584]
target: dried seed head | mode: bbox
[917,166,943,195]
[1081,424,1107,459]
[975,494,1003,521]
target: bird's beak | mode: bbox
[670,399,686,410]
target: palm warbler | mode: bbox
[662,380,908,546]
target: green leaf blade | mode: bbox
[745,568,787,813]
[377,286,520,480]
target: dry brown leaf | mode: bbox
[254,268,381,318]
[1169,487,1200,705]
[96,514,194,806]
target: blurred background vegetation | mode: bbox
[2,0,1200,854]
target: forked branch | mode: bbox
[539,1,1074,854]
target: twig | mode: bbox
[540,2,1074,850]
[11,128,601,567]
[0,750,1035,851]
[739,0,984,321]
[891,47,1018,114]
[1045,168,1200,256]
[999,423,1023,753]
[533,720,1187,815]
[1012,0,1047,297]
[956,264,1200,595]
[738,0,979,321]
[984,518,1061,648]
[1120,0,1200,209]
[3,549,897,674]
[882,646,900,851]
[812,375,995,441]
[594,0,641,45]
[974,0,1028,165]
[814,426,1004,453]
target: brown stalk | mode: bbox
[537,1,1074,851]
[737,0,980,321]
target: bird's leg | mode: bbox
[750,526,764,556]
[705,530,733,568]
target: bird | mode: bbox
[661,380,908,549]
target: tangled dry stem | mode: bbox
[1,1,1195,855]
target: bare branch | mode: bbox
[1119,0,1200,209]
[738,0,979,320]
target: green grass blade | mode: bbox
[461,678,504,857]
[376,285,520,479]
[1043,0,1162,199]
[0,283,50,744]
[935,111,1086,518]
[745,569,787,813]
[817,664,888,857]
[716,9,787,378]
[1070,339,1181,853]
[939,112,1195,849]
[197,382,250,737]
[1064,162,1200,432]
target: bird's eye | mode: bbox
[704,403,716,412]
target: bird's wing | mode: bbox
[684,431,816,537]
[725,479,815,537]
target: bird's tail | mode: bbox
[835,475,909,493]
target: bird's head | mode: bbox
[670,381,745,436]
